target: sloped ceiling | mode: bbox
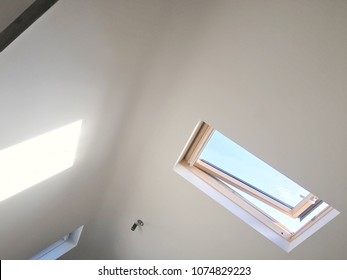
[0,0,346,259]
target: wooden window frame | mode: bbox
[174,121,339,252]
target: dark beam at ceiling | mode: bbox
[0,0,59,53]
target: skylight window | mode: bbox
[0,120,82,202]
[174,121,339,252]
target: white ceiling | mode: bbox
[0,0,346,259]
[0,0,36,32]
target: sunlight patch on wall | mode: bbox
[0,120,82,202]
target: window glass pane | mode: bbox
[221,180,327,233]
[200,131,309,208]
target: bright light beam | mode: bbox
[0,120,82,202]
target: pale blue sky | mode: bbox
[200,131,309,208]
[200,131,326,233]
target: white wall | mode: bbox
[0,0,178,259]
[69,0,347,259]
[1,0,346,259]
